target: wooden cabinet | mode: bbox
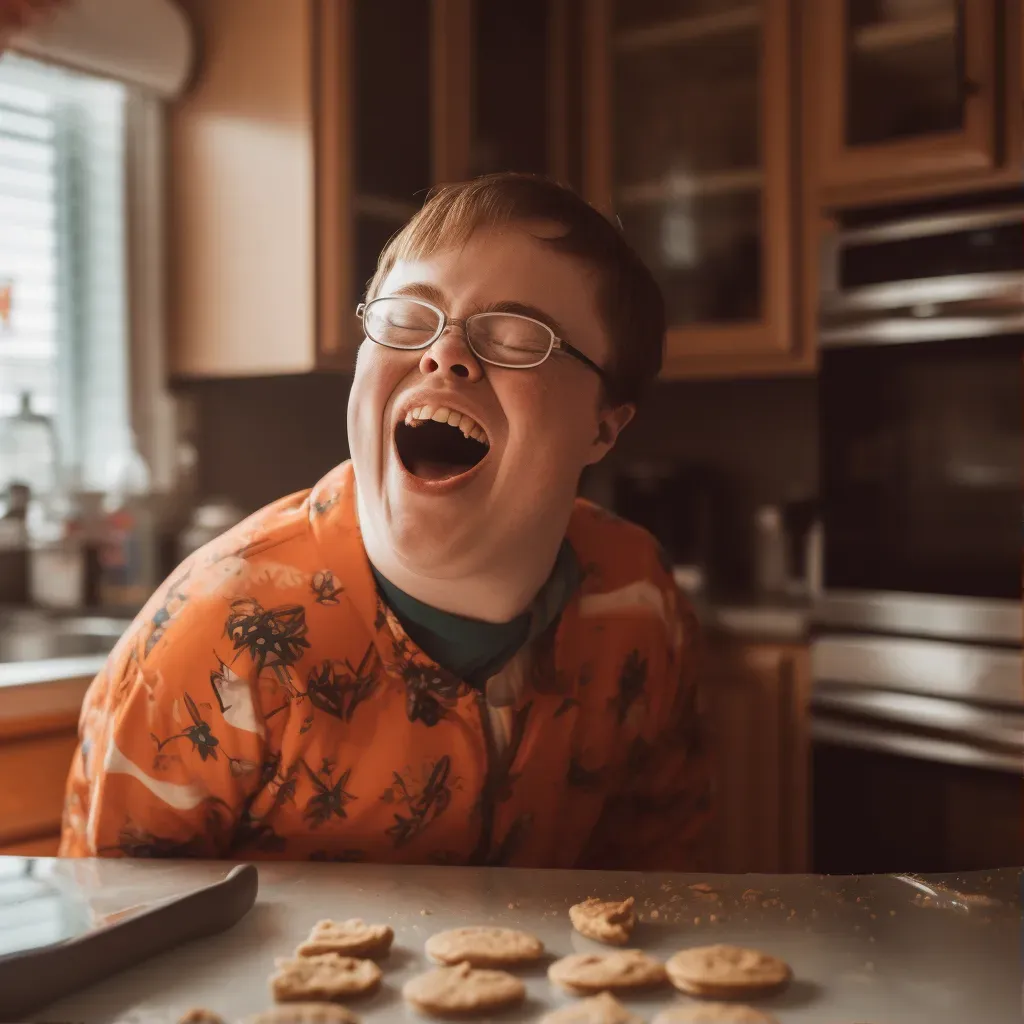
[584,0,807,379]
[0,711,79,855]
[169,0,580,380]
[705,638,810,873]
[806,0,1023,204]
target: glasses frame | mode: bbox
[356,296,609,383]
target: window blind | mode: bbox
[0,54,129,492]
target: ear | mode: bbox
[586,402,635,465]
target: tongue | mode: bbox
[413,460,469,482]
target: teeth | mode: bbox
[404,405,488,446]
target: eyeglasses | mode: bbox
[356,296,608,382]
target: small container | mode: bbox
[26,493,85,610]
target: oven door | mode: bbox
[819,332,1022,605]
[811,636,1024,875]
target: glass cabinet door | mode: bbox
[352,0,432,301]
[585,0,795,369]
[812,0,1000,196]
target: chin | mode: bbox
[385,499,482,577]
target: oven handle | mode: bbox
[811,718,1023,775]
[820,271,1024,316]
[819,312,1024,348]
[811,686,1024,749]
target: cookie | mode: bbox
[569,897,637,946]
[665,945,791,999]
[177,1012,227,1024]
[243,1006,361,1024]
[541,991,644,1024]
[270,953,382,1002]
[402,962,526,1016]
[653,1006,779,1024]
[425,925,544,967]
[548,950,666,995]
[296,919,394,959]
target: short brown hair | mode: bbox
[365,173,665,406]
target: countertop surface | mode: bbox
[6,858,1019,1024]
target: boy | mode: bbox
[61,173,711,869]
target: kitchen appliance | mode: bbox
[612,462,735,597]
[812,192,1023,875]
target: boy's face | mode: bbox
[347,222,633,581]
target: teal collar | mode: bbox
[370,541,580,688]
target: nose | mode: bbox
[418,322,484,382]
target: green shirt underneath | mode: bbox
[370,541,580,688]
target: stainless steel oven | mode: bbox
[812,193,1023,875]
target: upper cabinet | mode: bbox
[583,0,806,379]
[807,0,1023,204]
[169,0,577,379]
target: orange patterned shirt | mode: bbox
[60,461,711,869]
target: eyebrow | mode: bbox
[389,284,568,339]
[392,282,448,306]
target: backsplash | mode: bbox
[183,372,818,587]
[605,375,818,502]
[186,373,354,512]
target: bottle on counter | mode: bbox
[0,392,85,608]
[97,433,160,612]
[0,391,59,502]
[0,482,30,604]
[752,504,788,598]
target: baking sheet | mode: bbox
[19,859,1022,1024]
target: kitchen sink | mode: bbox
[0,609,131,664]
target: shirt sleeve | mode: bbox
[59,563,270,858]
[577,582,714,873]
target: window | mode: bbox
[0,53,130,492]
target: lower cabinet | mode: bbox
[706,638,811,874]
[0,715,79,856]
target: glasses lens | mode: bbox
[468,313,552,366]
[364,298,440,349]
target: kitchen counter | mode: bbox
[9,858,1020,1023]
[0,655,103,726]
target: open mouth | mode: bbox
[395,406,490,482]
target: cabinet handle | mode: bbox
[962,79,982,98]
